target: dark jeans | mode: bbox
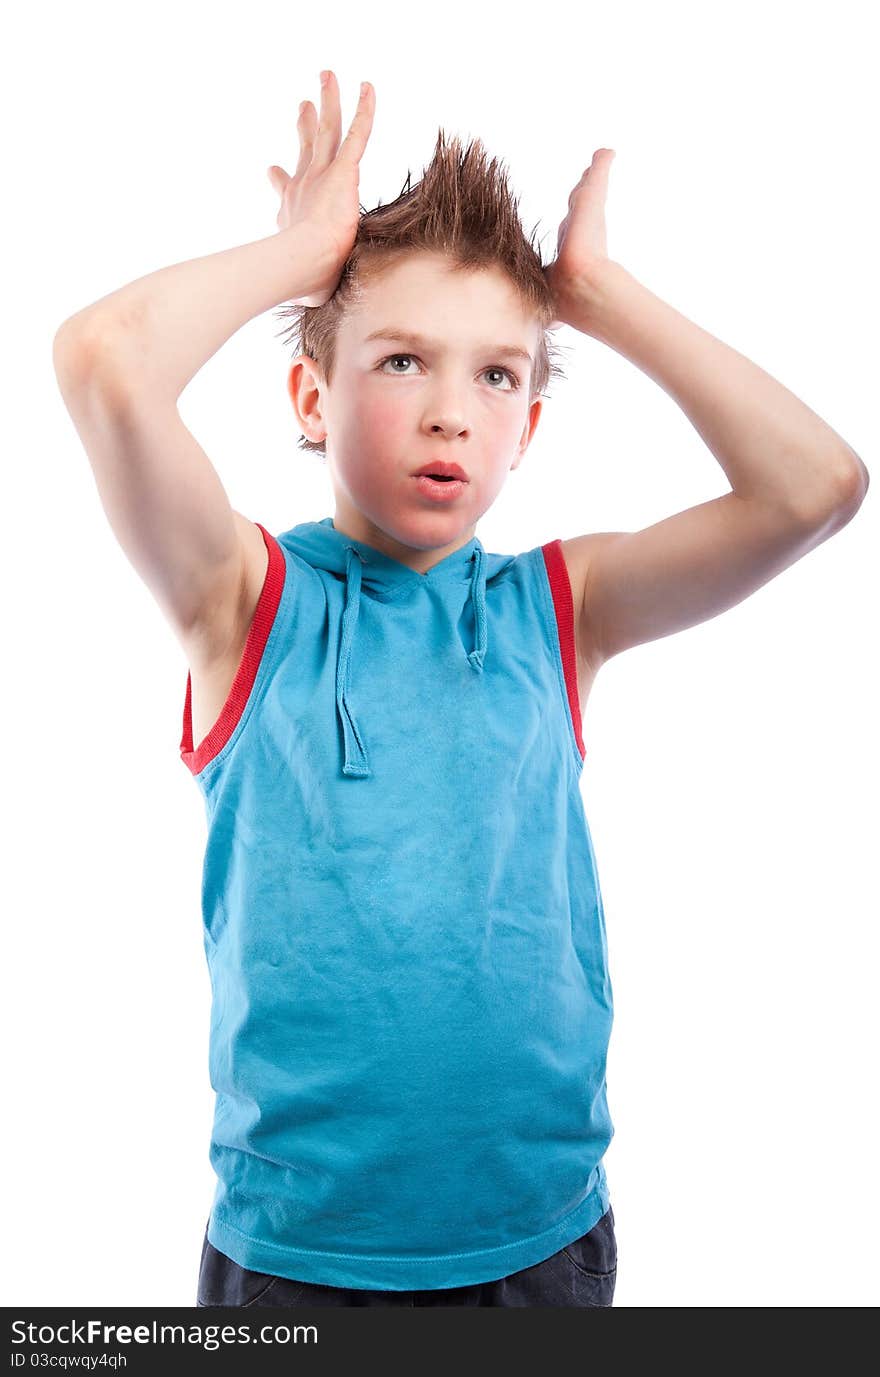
[197,1206,616,1308]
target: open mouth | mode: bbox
[413,473,467,501]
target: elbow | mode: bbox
[53,317,103,387]
[803,454,870,538]
[53,315,130,400]
[802,449,869,527]
[852,454,870,503]
[834,451,869,515]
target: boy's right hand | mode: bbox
[267,70,375,307]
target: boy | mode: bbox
[52,71,867,1308]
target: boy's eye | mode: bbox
[378,354,519,391]
[482,367,518,391]
[380,354,420,375]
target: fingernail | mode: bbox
[320,70,330,86]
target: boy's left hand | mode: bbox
[544,148,616,333]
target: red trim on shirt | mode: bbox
[179,523,285,776]
[540,539,586,761]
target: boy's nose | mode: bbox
[424,410,470,439]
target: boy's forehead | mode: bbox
[344,255,539,353]
[357,251,522,310]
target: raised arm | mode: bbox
[52,71,374,664]
[545,152,868,668]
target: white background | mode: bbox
[4,0,877,1307]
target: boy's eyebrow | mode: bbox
[363,328,533,367]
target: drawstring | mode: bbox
[466,543,487,671]
[336,542,487,779]
[337,546,371,778]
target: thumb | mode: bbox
[267,165,289,195]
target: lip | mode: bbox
[412,461,469,482]
[413,475,467,503]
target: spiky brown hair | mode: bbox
[271,129,567,455]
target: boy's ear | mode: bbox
[511,396,543,471]
[288,357,327,444]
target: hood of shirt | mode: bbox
[275,517,517,780]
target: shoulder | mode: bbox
[557,533,627,673]
[235,510,272,629]
[183,512,272,673]
[557,532,624,590]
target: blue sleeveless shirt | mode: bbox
[179,516,614,1291]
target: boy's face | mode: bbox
[290,251,543,567]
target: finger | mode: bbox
[568,151,614,215]
[588,148,616,180]
[568,166,591,207]
[571,149,615,197]
[312,68,342,170]
[295,100,316,177]
[267,165,290,195]
[339,80,376,164]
